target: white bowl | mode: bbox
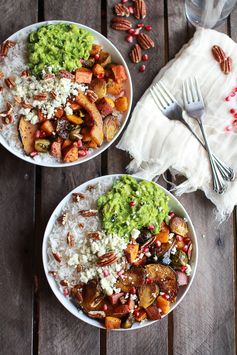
[42,174,198,331]
[0,20,133,167]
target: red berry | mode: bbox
[137,23,144,28]
[234,113,237,118]
[103,304,108,311]
[143,247,149,253]
[233,119,237,126]
[139,65,146,73]
[147,223,154,230]
[30,151,38,157]
[142,54,149,61]
[230,92,236,97]
[145,25,152,31]
[146,277,153,284]
[78,149,88,157]
[181,265,187,272]
[94,54,100,60]
[169,211,175,218]
[234,87,237,92]
[176,235,183,242]
[121,0,128,3]
[230,108,235,114]
[128,28,135,35]
[225,125,233,132]
[77,139,83,148]
[125,35,133,43]
[97,73,104,79]
[155,240,161,248]
[225,96,230,101]
[134,309,140,317]
[130,200,136,206]
[130,287,136,294]
[103,269,109,277]
[63,288,69,296]
[133,28,141,36]
[35,130,41,138]
[162,293,170,300]
[128,6,134,13]
[182,244,189,253]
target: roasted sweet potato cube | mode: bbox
[155,223,170,243]
[96,98,114,118]
[66,114,83,125]
[157,295,171,315]
[50,141,62,160]
[54,107,64,119]
[90,44,102,56]
[81,127,92,142]
[108,292,124,305]
[107,79,122,96]
[40,120,55,136]
[92,64,105,78]
[146,304,161,320]
[105,316,121,329]
[62,139,72,150]
[18,116,38,155]
[98,51,112,67]
[75,68,93,84]
[86,140,97,148]
[76,93,103,146]
[111,304,130,318]
[63,145,79,163]
[135,309,147,322]
[111,65,127,83]
[124,243,139,263]
[69,102,81,111]
[132,255,146,267]
[103,115,120,142]
[115,96,128,112]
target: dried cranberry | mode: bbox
[145,25,152,31]
[142,54,149,61]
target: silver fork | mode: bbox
[150,81,234,187]
[182,77,227,194]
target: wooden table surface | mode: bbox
[0,1,236,354]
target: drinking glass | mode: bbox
[185,0,237,28]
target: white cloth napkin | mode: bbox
[117,28,237,219]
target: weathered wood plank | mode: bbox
[167,2,235,354]
[36,1,102,354]
[0,1,37,354]
[105,1,168,354]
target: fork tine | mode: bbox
[153,83,168,108]
[150,87,164,111]
[184,79,192,104]
[190,77,198,102]
[194,76,204,104]
[159,81,176,103]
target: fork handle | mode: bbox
[181,119,235,182]
[198,120,226,194]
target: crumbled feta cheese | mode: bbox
[67,253,79,266]
[185,264,192,276]
[170,246,177,255]
[131,229,140,240]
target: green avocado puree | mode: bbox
[97,176,169,239]
[27,24,94,77]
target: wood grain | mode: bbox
[167,2,235,355]
[105,1,168,354]
[36,1,102,354]
[0,1,37,354]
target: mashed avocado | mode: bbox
[27,24,94,77]
[98,176,169,239]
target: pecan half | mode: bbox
[137,33,155,49]
[134,0,147,19]
[78,223,84,229]
[21,102,33,109]
[130,44,142,63]
[48,270,58,277]
[87,231,101,240]
[114,3,130,17]
[34,92,48,101]
[87,185,95,192]
[79,209,98,217]
[21,70,29,78]
[0,40,16,58]
[6,40,16,48]
[3,115,13,124]
[76,264,82,272]
[97,252,117,266]
[60,279,69,286]
[212,45,226,63]
[58,70,75,80]
[72,192,85,202]
[14,96,22,104]
[0,102,13,117]
[52,252,62,262]
[88,311,106,319]
[111,17,132,31]
[44,73,55,80]
[86,90,98,103]
[221,57,232,74]
[58,212,68,225]
[0,71,4,78]
[71,285,83,304]
[50,91,57,99]
[67,232,75,247]
[5,77,15,89]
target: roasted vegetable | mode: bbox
[98,51,112,67]
[40,120,55,136]
[155,223,170,243]
[56,119,71,139]
[80,280,105,312]
[156,234,175,258]
[111,65,127,83]
[115,96,128,112]
[92,64,105,78]
[50,141,62,159]
[170,217,188,237]
[156,295,170,315]
[66,114,83,125]
[107,292,124,305]
[145,304,161,320]
[122,313,135,329]
[62,139,72,150]
[34,138,51,153]
[69,128,81,141]
[76,92,103,146]
[18,116,38,155]
[96,97,114,117]
[124,243,139,263]
[103,115,120,142]
[115,268,145,292]
[105,316,121,329]
[134,308,147,322]
[89,78,107,99]
[176,271,188,286]
[111,304,130,318]
[138,284,159,309]
[83,58,95,68]
[171,250,188,267]
[54,107,64,119]
[75,68,92,84]
[145,264,178,302]
[63,145,79,163]
[90,44,102,56]
[107,79,122,96]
